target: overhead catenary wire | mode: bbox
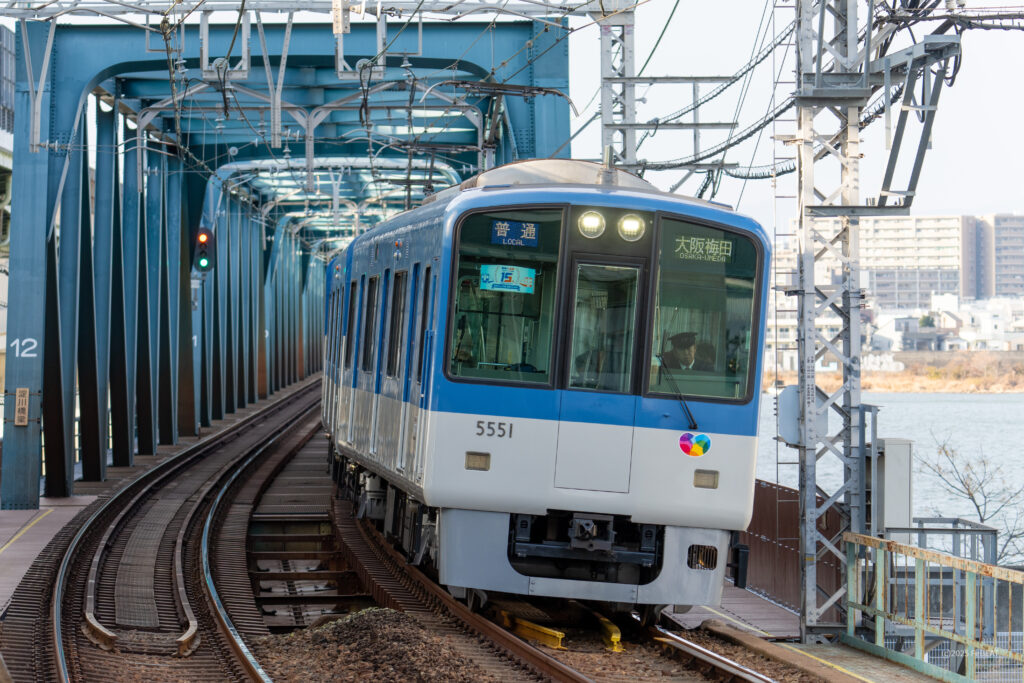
[157,0,641,197]
[121,0,1023,237]
[724,80,910,180]
[695,0,776,200]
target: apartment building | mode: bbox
[765,214,1024,368]
[979,214,1024,298]
[775,214,1024,313]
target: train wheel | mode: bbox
[638,604,667,627]
[466,589,489,613]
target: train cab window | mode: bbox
[448,209,562,384]
[362,276,379,372]
[648,218,760,401]
[386,271,409,377]
[568,264,639,393]
[345,281,357,369]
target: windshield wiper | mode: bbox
[656,354,699,430]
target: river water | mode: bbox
[755,391,1024,523]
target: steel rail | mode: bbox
[50,379,321,683]
[198,401,322,682]
[174,400,320,655]
[650,626,776,683]
[354,516,597,683]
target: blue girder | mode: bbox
[0,18,569,508]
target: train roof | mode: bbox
[345,159,756,250]
[423,159,730,211]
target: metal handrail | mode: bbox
[843,531,1024,682]
[851,533,1020,582]
[886,517,999,565]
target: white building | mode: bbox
[766,214,1024,363]
[955,298,1024,351]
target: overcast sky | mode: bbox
[565,1,1024,235]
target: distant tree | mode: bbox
[919,314,936,328]
[917,442,1024,564]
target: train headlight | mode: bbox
[617,214,646,242]
[578,211,605,239]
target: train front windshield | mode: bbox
[648,218,760,400]
[448,209,562,384]
[447,206,760,401]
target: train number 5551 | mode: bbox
[475,420,513,438]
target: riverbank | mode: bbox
[764,351,1024,393]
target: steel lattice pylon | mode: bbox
[795,0,865,640]
[792,0,960,641]
[598,14,637,167]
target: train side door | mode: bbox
[370,270,391,455]
[397,264,421,472]
[411,268,436,481]
[380,271,409,468]
[344,279,360,445]
[554,258,645,493]
[356,275,380,450]
[329,286,344,434]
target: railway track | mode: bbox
[488,598,778,682]
[326,500,595,682]
[318,502,780,683]
[2,373,783,683]
[3,380,322,682]
[645,626,775,682]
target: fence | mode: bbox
[886,517,998,565]
[844,531,1024,683]
[741,479,844,617]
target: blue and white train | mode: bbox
[322,159,769,615]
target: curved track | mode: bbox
[47,381,321,682]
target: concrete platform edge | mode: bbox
[701,619,862,683]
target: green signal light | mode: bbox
[198,256,210,268]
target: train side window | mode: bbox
[330,289,339,351]
[416,266,432,384]
[448,209,562,385]
[361,276,379,372]
[386,271,409,377]
[344,281,357,369]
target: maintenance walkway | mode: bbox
[670,584,936,683]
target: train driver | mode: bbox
[660,332,714,372]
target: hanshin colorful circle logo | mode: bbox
[679,432,711,456]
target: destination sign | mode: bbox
[674,236,733,263]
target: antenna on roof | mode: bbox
[600,145,615,186]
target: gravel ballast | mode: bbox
[251,608,497,682]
